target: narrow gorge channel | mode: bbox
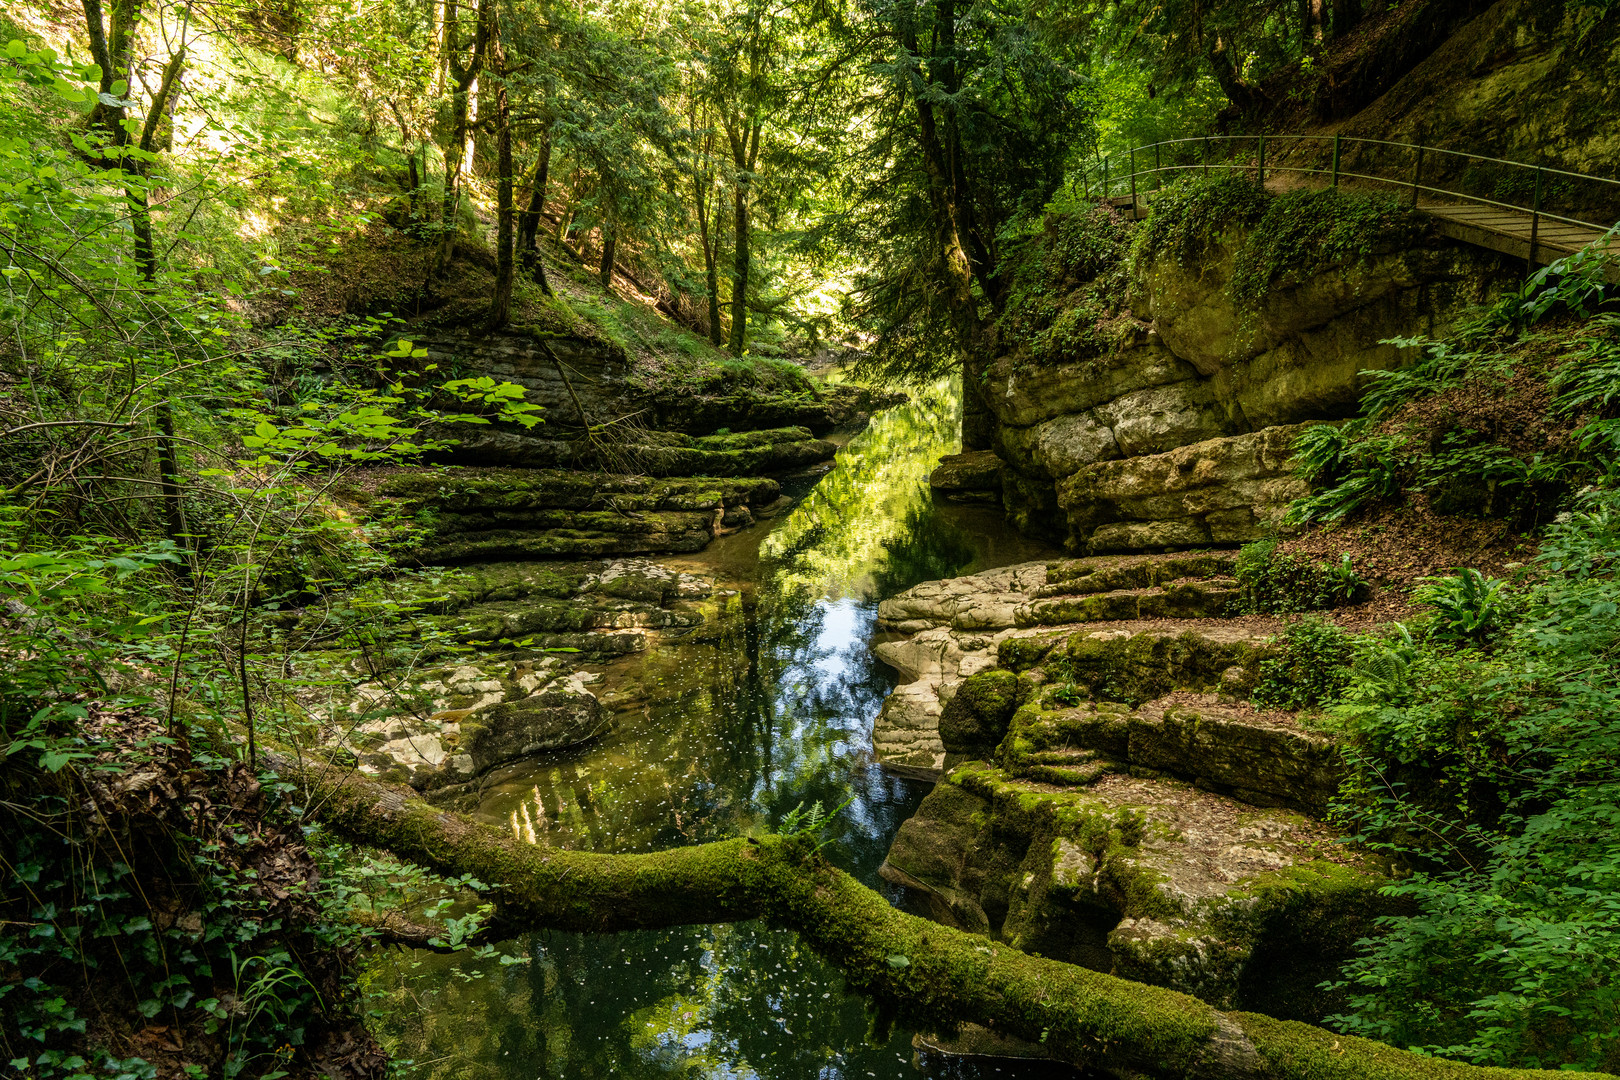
[361,382,1070,1078]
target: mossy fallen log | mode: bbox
[284,756,1615,1080]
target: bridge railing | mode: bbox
[1075,134,1620,254]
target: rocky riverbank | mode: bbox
[870,550,1385,1023]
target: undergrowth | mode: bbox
[1276,237,1620,1069]
[1234,537,1366,613]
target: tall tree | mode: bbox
[437,0,496,272]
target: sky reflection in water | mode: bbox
[364,380,1076,1079]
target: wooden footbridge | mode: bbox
[1086,134,1620,284]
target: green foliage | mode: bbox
[1131,174,1267,269]
[1287,238,1620,530]
[995,203,1135,364]
[1251,616,1354,711]
[1414,569,1512,643]
[1326,488,1620,1070]
[1228,188,1425,309]
[1234,539,1366,614]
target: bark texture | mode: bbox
[284,756,1611,1080]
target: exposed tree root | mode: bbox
[284,755,1614,1080]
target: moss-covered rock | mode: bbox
[938,669,1030,761]
[998,695,1342,815]
[353,467,782,563]
[881,764,1388,1019]
[980,174,1519,554]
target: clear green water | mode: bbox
[364,381,1076,1079]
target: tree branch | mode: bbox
[279,754,1603,1080]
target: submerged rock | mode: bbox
[929,450,1003,504]
[331,657,608,790]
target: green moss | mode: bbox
[1229,187,1427,309]
[997,632,1066,672]
[292,755,1613,1080]
[994,203,1136,366]
[1058,627,1270,705]
[938,670,1028,754]
[1133,174,1269,269]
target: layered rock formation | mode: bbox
[406,326,902,471]
[982,194,1517,553]
[872,553,1272,777]
[347,468,788,563]
[872,552,1381,1021]
[306,558,720,791]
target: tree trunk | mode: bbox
[727,182,749,354]
[598,223,617,296]
[1331,0,1363,39]
[695,180,721,346]
[486,27,513,332]
[82,0,143,139]
[280,756,1552,1080]
[437,0,495,273]
[518,130,553,295]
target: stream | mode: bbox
[363,381,1078,1079]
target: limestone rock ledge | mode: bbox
[984,216,1515,551]
[880,764,1388,1020]
[325,656,608,790]
[300,557,722,791]
[871,555,1275,778]
[348,467,786,563]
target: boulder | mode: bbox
[929,450,1003,503]
[881,764,1389,1020]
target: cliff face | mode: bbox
[1337,0,1620,183]
[974,185,1518,553]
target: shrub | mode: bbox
[1235,539,1367,613]
[1251,615,1355,710]
[1325,487,1620,1069]
[1228,187,1425,309]
[1414,568,1512,642]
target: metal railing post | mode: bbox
[1155,142,1162,192]
[1102,158,1109,201]
[1331,134,1341,188]
[1527,166,1544,275]
[1203,135,1209,177]
[1257,133,1266,190]
[1410,146,1423,208]
[1129,148,1138,216]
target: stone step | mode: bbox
[880,763,1388,1021]
[1000,693,1341,814]
[1038,551,1238,596]
[1016,746,1117,787]
[876,618,1279,779]
[1014,578,1241,626]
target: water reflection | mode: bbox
[364,379,1069,1078]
